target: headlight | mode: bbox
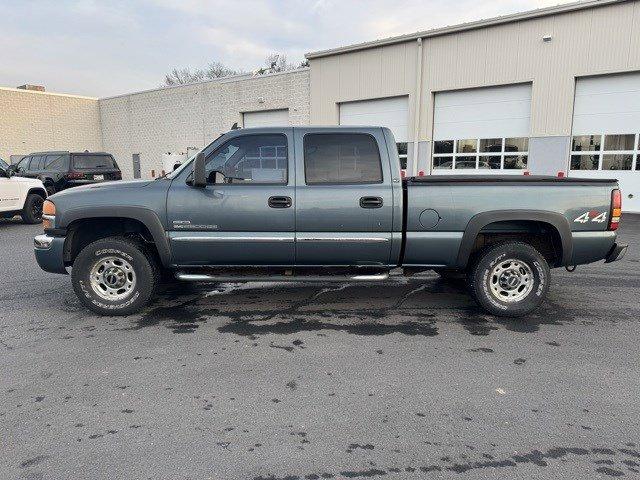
[42,200,56,229]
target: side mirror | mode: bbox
[192,152,206,187]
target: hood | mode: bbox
[50,179,154,199]
[8,175,45,188]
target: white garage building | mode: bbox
[307,0,640,211]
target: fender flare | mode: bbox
[26,187,48,199]
[455,210,573,269]
[59,206,172,267]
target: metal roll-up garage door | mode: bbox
[243,109,289,128]
[339,96,409,169]
[569,72,640,212]
[432,84,532,174]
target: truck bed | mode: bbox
[402,175,618,269]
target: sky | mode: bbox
[0,0,576,98]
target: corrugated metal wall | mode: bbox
[309,0,640,141]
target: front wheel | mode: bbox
[467,242,549,317]
[21,194,44,224]
[71,237,159,316]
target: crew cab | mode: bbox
[33,127,627,317]
[11,151,122,195]
[1,158,47,224]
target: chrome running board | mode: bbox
[175,272,389,283]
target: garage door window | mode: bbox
[433,137,528,170]
[570,133,639,171]
[397,142,408,169]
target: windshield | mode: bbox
[0,158,8,170]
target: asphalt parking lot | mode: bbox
[1,216,639,480]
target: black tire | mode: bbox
[21,194,44,224]
[467,242,550,317]
[71,236,160,316]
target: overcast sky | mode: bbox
[0,0,574,97]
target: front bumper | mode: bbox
[605,243,628,263]
[34,234,68,274]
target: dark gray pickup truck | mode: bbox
[34,127,627,317]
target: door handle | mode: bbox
[359,196,383,208]
[268,196,292,208]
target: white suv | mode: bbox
[1,158,47,224]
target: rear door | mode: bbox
[294,128,394,266]
[167,129,295,266]
[24,156,42,179]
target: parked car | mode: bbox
[11,151,121,194]
[33,127,626,317]
[1,158,47,223]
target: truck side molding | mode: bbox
[455,210,573,269]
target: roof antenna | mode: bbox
[231,122,240,130]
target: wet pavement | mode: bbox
[1,215,639,479]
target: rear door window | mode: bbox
[44,154,69,170]
[28,156,43,171]
[303,133,383,184]
[72,155,117,169]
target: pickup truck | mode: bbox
[33,127,627,317]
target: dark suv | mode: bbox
[12,151,122,194]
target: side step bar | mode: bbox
[175,272,390,283]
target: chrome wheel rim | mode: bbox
[89,256,136,301]
[489,258,534,303]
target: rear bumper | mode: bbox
[34,234,68,274]
[605,243,628,263]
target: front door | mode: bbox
[294,129,394,266]
[0,174,22,211]
[167,130,295,266]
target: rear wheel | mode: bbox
[467,242,549,317]
[71,236,159,316]
[21,194,44,224]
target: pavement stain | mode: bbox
[346,443,375,453]
[218,316,439,338]
[122,279,593,339]
[19,455,49,469]
[252,443,640,480]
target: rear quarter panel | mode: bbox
[403,181,616,267]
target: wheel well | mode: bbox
[64,217,159,266]
[469,220,563,267]
[27,188,47,199]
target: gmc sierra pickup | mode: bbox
[34,127,627,317]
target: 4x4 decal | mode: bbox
[574,211,607,224]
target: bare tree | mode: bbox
[163,62,240,86]
[264,53,297,73]
[205,61,240,79]
[163,54,307,85]
[163,67,205,86]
